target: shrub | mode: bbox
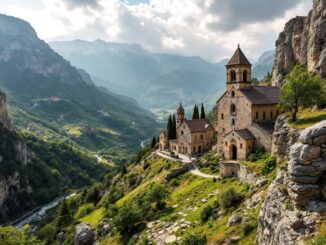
[219,188,242,209]
[242,222,256,236]
[74,203,95,219]
[145,184,169,210]
[200,205,213,223]
[284,199,293,210]
[169,179,180,188]
[0,225,43,245]
[112,204,142,234]
[182,234,207,245]
[261,155,277,175]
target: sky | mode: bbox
[0,0,313,62]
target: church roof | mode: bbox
[235,129,255,140]
[253,121,276,136]
[240,86,280,105]
[177,102,184,114]
[225,129,255,140]
[226,46,251,66]
[184,119,214,133]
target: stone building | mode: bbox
[159,104,215,155]
[217,46,280,161]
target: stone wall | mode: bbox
[249,123,273,152]
[164,163,193,182]
[258,120,326,245]
[220,161,262,185]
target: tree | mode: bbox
[219,188,242,209]
[172,114,177,139]
[112,204,142,234]
[145,184,169,210]
[200,103,206,119]
[167,114,173,139]
[192,105,199,119]
[0,226,43,245]
[151,136,157,148]
[280,64,324,122]
[55,198,72,230]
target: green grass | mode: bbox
[79,207,105,227]
[290,109,326,129]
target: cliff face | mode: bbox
[272,0,326,86]
[0,90,30,221]
[258,119,326,245]
[0,91,12,130]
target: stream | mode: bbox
[8,192,76,228]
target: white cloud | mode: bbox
[0,0,313,61]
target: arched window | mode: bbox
[255,111,258,119]
[240,143,243,149]
[221,113,224,120]
[231,104,236,114]
[231,91,235,97]
[200,134,203,140]
[231,70,236,82]
[232,118,235,126]
[263,112,266,120]
[270,111,273,118]
[243,70,248,82]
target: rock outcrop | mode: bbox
[74,223,95,245]
[272,0,326,86]
[0,90,30,220]
[258,120,326,245]
[0,91,12,130]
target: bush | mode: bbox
[242,222,256,236]
[219,188,242,209]
[112,204,142,234]
[169,179,180,188]
[200,205,213,223]
[0,225,43,245]
[74,203,95,219]
[261,155,277,175]
[182,234,207,245]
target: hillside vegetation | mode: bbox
[29,148,277,245]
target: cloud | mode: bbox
[0,0,313,61]
[205,0,305,31]
[62,0,101,9]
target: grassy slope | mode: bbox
[290,109,326,129]
[80,154,271,245]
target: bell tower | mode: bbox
[226,45,252,91]
[176,102,185,128]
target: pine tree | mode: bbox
[167,114,173,139]
[151,136,157,148]
[200,103,206,119]
[172,114,177,139]
[192,105,199,119]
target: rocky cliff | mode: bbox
[258,119,326,244]
[0,91,12,130]
[272,0,326,86]
[0,90,30,221]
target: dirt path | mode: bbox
[155,151,219,179]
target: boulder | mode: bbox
[57,232,67,244]
[227,215,242,227]
[299,121,326,145]
[74,223,95,245]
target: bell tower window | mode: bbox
[243,70,248,82]
[231,70,236,82]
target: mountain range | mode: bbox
[50,40,274,119]
[0,14,159,158]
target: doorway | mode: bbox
[231,145,237,160]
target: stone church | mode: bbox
[159,104,215,155]
[216,46,280,161]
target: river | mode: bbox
[8,192,76,228]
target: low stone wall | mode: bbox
[220,161,261,185]
[164,163,193,182]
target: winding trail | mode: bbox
[155,151,219,179]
